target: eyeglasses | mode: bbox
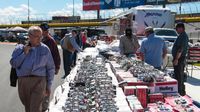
[29,33,42,39]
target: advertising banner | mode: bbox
[100,0,114,9]
[118,0,145,9]
[83,0,101,10]
[145,0,166,5]
[83,0,198,11]
[100,0,145,9]
[83,0,145,11]
[145,0,187,5]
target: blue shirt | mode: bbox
[10,43,55,89]
[140,34,167,68]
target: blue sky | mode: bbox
[0,0,124,24]
[0,0,80,15]
[1,0,198,24]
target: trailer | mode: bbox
[133,5,175,36]
[109,5,175,36]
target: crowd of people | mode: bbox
[119,22,189,96]
[9,22,189,112]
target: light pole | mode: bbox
[28,0,30,25]
[73,0,74,17]
[179,0,182,15]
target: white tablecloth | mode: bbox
[48,58,131,112]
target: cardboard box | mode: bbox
[129,100,141,111]
[126,95,141,111]
[148,93,164,103]
[124,86,136,96]
[126,95,138,101]
[155,77,178,94]
[148,83,155,94]
[136,86,148,108]
[132,104,144,112]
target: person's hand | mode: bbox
[173,59,178,66]
[45,88,51,96]
[24,45,31,55]
[55,68,59,75]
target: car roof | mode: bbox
[153,28,175,30]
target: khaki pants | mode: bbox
[18,76,46,112]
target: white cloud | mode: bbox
[48,3,124,20]
[48,3,98,19]
[0,2,124,24]
[0,4,37,24]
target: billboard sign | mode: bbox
[83,0,101,10]
[117,0,145,9]
[100,0,145,9]
[145,0,182,5]
[145,0,166,5]
[83,0,145,11]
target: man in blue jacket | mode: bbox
[10,26,55,112]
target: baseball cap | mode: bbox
[145,26,154,32]
[40,22,49,31]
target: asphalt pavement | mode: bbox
[0,43,64,112]
[185,65,200,104]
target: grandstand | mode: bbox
[1,1,200,28]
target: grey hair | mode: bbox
[28,26,42,35]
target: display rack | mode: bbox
[187,47,200,77]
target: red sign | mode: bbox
[83,0,100,11]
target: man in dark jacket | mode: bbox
[40,22,61,112]
[40,22,61,75]
[172,22,189,96]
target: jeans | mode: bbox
[72,51,77,66]
[62,49,73,78]
[173,56,186,96]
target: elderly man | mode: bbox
[140,26,167,70]
[10,26,55,112]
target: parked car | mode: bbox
[154,28,178,68]
[154,28,178,42]
[0,29,9,42]
[16,32,28,44]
